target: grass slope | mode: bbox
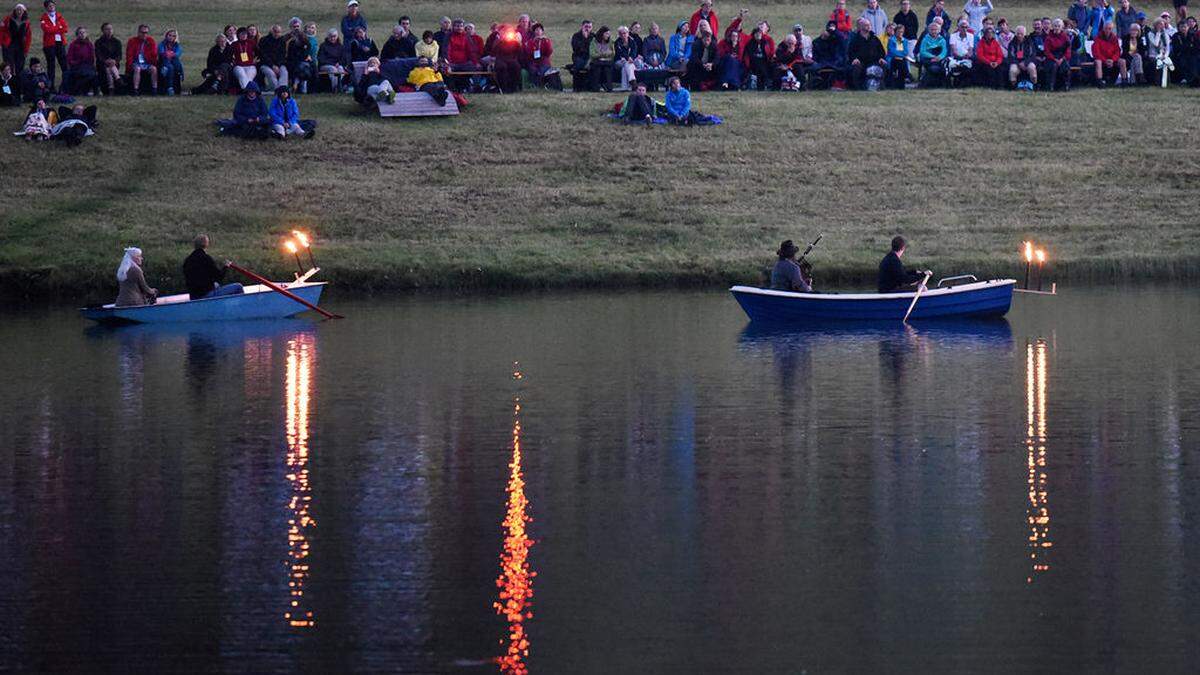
[2,1,1199,300]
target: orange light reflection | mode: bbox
[494,374,535,674]
[284,335,317,627]
[1025,339,1052,583]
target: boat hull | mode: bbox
[731,279,1015,322]
[81,283,326,324]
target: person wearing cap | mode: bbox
[667,20,694,69]
[772,241,812,293]
[809,20,847,87]
[878,237,929,293]
[341,1,367,45]
[791,23,814,62]
[2,4,33,74]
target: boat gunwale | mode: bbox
[80,281,328,313]
[729,279,1016,302]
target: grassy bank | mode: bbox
[3,1,1199,301]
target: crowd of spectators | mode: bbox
[2,0,1198,109]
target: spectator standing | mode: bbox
[927,0,952,27]
[690,1,720,38]
[38,0,67,89]
[963,0,994,32]
[1,3,32,72]
[1115,0,1139,35]
[341,0,366,45]
[832,0,854,34]
[862,0,889,35]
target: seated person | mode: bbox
[415,30,439,62]
[355,56,394,105]
[716,30,744,89]
[229,81,268,136]
[1008,24,1038,88]
[947,19,975,79]
[523,24,557,89]
[887,24,911,87]
[492,28,523,93]
[771,240,813,293]
[774,34,803,88]
[810,21,848,87]
[590,26,616,91]
[65,27,98,95]
[231,27,257,90]
[667,21,693,70]
[407,56,448,105]
[257,24,288,91]
[878,236,930,292]
[1092,21,1124,85]
[115,247,157,307]
[194,34,232,95]
[157,28,184,95]
[0,63,18,106]
[664,76,693,123]
[685,31,718,89]
[974,25,1006,86]
[445,18,477,72]
[1041,19,1073,90]
[317,29,348,92]
[183,234,243,300]
[918,21,949,86]
[847,18,886,89]
[285,17,315,93]
[620,80,654,123]
[95,22,123,95]
[124,24,159,95]
[268,85,312,139]
[349,25,379,65]
[22,58,50,102]
[381,25,413,61]
[642,23,668,69]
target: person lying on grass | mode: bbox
[407,56,448,105]
[20,98,50,139]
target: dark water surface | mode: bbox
[1,287,1198,673]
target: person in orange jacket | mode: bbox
[39,0,68,90]
[831,0,854,35]
[1091,21,1124,84]
[124,23,158,95]
[1,4,33,72]
[974,25,1006,86]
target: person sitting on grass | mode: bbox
[20,97,50,139]
[22,56,49,101]
[848,17,886,89]
[228,80,268,137]
[0,62,18,106]
[663,76,692,123]
[65,26,96,95]
[1042,18,1072,90]
[317,28,348,92]
[974,25,1006,86]
[115,247,157,307]
[193,34,231,94]
[772,240,813,293]
[355,56,393,105]
[268,85,312,139]
[918,19,948,85]
[157,28,183,95]
[124,23,157,95]
[620,79,654,123]
[685,30,717,89]
[878,236,930,292]
[1092,20,1124,85]
[184,235,243,300]
[407,56,448,105]
[590,26,616,91]
[341,0,367,45]
[95,22,121,94]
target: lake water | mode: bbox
[1,287,1197,673]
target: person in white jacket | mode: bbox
[962,0,994,32]
[860,0,889,35]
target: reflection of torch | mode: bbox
[284,240,304,277]
[1023,241,1033,290]
[1035,249,1046,292]
[293,230,316,268]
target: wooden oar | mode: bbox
[902,271,933,323]
[228,262,343,320]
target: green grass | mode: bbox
[3,1,1200,301]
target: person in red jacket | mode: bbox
[39,0,68,90]
[741,26,774,88]
[124,23,158,95]
[446,18,475,69]
[831,0,854,35]
[1,4,33,72]
[689,0,719,39]
[1041,18,1072,90]
[523,22,555,87]
[1091,20,1124,85]
[974,25,1006,86]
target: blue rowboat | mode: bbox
[80,281,326,324]
[730,278,1016,323]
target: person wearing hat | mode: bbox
[878,236,930,293]
[771,240,813,293]
[341,0,367,46]
[667,20,693,69]
[791,23,814,63]
[809,19,848,87]
[1,4,33,74]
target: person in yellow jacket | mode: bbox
[407,57,448,105]
[415,30,439,61]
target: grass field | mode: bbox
[2,1,1199,301]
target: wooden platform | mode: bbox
[377,92,460,117]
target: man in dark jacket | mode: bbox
[183,234,243,299]
[809,20,847,87]
[878,236,930,292]
[229,80,268,136]
[258,24,289,90]
[894,0,920,42]
[847,18,886,88]
[571,20,594,71]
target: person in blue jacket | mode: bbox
[667,21,694,68]
[340,0,367,45]
[664,76,692,124]
[232,81,268,135]
[158,29,184,95]
[268,85,312,139]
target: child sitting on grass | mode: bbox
[620,80,654,123]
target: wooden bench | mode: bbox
[377,92,460,117]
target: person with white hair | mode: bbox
[317,28,348,91]
[114,247,157,307]
[1145,17,1173,84]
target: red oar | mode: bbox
[228,262,343,319]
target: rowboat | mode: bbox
[730,277,1016,323]
[81,279,326,324]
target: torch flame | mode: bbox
[292,231,310,248]
[285,240,298,254]
[1035,249,1046,263]
[1024,241,1033,263]
[506,31,518,41]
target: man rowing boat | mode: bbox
[878,236,931,292]
[184,234,244,300]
